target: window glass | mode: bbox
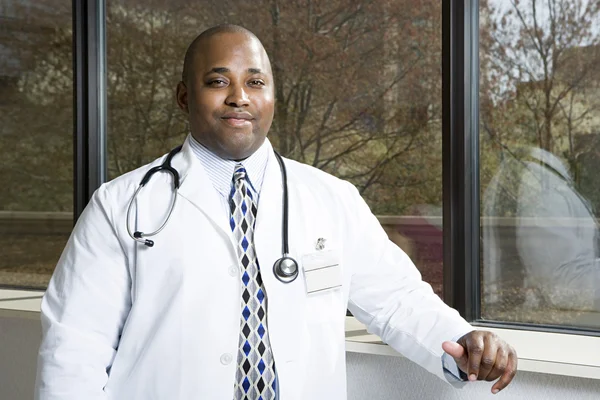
[480,0,600,328]
[106,0,443,296]
[0,0,73,289]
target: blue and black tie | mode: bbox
[229,164,276,400]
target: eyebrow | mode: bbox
[207,67,264,74]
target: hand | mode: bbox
[442,330,517,394]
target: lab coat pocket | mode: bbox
[301,249,342,295]
[301,249,345,377]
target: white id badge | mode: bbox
[301,249,342,294]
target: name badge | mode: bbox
[301,249,342,294]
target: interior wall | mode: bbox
[347,351,600,400]
[0,314,40,400]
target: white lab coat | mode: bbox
[35,136,473,400]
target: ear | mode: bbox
[176,81,189,113]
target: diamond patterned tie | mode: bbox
[229,164,277,400]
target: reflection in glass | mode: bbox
[480,0,600,327]
[106,1,445,297]
[0,0,72,288]
[483,147,600,326]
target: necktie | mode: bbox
[229,164,277,400]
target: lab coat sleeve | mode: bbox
[344,183,473,382]
[35,184,131,400]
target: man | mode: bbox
[35,25,517,399]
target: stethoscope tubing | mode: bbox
[273,151,289,258]
[126,183,179,246]
[125,144,299,283]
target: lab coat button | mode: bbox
[220,353,233,365]
[228,265,239,277]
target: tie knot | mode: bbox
[233,163,247,183]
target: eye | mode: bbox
[249,79,265,87]
[207,79,227,87]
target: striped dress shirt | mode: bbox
[188,134,270,217]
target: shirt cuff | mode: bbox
[442,352,468,383]
[441,333,469,386]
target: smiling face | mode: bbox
[176,31,275,161]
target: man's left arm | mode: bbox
[342,183,517,393]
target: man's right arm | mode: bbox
[35,185,132,400]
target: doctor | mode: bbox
[35,24,517,399]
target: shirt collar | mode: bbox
[188,134,270,198]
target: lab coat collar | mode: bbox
[171,135,231,236]
[171,134,280,238]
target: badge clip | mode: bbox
[315,237,326,250]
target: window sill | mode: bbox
[345,317,600,380]
[0,289,43,314]
[3,289,600,380]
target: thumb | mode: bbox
[442,340,466,361]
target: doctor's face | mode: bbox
[176,32,275,161]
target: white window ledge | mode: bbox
[345,317,600,380]
[2,289,600,380]
[0,289,43,314]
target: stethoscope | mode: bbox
[126,145,299,283]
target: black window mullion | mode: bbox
[73,0,107,221]
[442,0,480,321]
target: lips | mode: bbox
[221,112,254,128]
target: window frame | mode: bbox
[73,0,107,219]
[442,0,480,320]
[442,0,600,337]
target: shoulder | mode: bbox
[282,157,344,186]
[93,152,170,209]
[282,157,361,204]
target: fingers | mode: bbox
[478,336,499,381]
[454,330,518,394]
[462,333,485,381]
[485,347,507,382]
[491,350,518,394]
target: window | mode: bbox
[0,0,73,289]
[106,0,445,297]
[480,0,600,329]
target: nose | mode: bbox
[225,84,250,107]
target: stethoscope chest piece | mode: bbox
[273,256,299,283]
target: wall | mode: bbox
[0,314,40,400]
[347,352,600,400]
[2,313,600,400]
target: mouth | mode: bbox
[221,112,254,128]
[221,117,253,127]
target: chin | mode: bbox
[223,135,265,160]
[219,142,256,161]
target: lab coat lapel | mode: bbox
[254,149,307,366]
[172,136,231,236]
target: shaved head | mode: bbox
[182,24,265,85]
